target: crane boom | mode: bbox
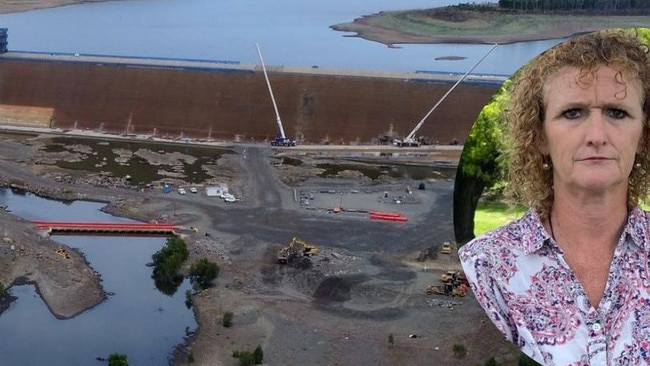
[399,43,498,146]
[256,43,295,146]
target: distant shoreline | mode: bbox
[331,8,650,46]
[0,0,123,14]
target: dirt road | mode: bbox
[0,130,519,365]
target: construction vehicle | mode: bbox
[440,270,468,285]
[277,237,319,264]
[56,248,70,259]
[256,43,296,147]
[440,241,452,254]
[424,270,469,296]
[393,44,498,147]
[425,283,469,297]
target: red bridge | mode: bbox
[32,221,179,235]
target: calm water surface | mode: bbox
[0,0,564,75]
[0,189,196,366]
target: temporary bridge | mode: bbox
[32,221,179,235]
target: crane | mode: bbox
[394,43,498,147]
[256,43,296,147]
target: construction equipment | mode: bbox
[393,44,498,147]
[425,270,469,296]
[425,283,469,297]
[277,237,319,264]
[440,270,468,285]
[56,248,70,259]
[440,241,452,254]
[256,43,296,147]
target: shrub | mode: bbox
[453,343,467,359]
[187,350,194,363]
[185,289,193,308]
[484,357,499,366]
[189,257,220,289]
[233,350,255,366]
[519,352,542,366]
[253,345,264,364]
[108,353,129,366]
[388,333,394,345]
[222,311,234,328]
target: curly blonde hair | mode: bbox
[504,29,650,218]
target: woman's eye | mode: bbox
[562,108,581,119]
[607,108,628,119]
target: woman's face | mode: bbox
[542,65,645,198]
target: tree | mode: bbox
[253,345,264,364]
[151,236,189,295]
[453,343,468,358]
[453,82,509,245]
[189,257,220,289]
[222,311,234,328]
[108,353,129,366]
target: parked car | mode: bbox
[189,187,198,194]
[178,188,187,195]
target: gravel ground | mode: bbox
[0,130,521,365]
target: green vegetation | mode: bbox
[151,236,189,295]
[253,345,264,364]
[185,289,193,308]
[189,257,220,289]
[365,7,649,42]
[222,311,234,328]
[232,345,263,366]
[187,350,195,363]
[108,353,129,366]
[388,333,394,345]
[499,0,650,11]
[453,343,467,358]
[474,202,525,235]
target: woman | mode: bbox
[459,30,650,365]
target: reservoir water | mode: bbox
[0,0,565,75]
[0,189,197,366]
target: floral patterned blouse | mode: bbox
[459,207,650,366]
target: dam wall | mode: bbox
[0,53,503,145]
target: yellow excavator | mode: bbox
[277,237,320,264]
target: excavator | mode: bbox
[277,237,320,264]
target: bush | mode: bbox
[233,346,263,366]
[185,289,193,308]
[222,311,234,328]
[453,343,467,359]
[108,353,129,366]
[187,350,195,363]
[233,350,255,366]
[253,345,264,364]
[519,352,542,366]
[189,257,220,289]
[484,357,499,366]
[388,333,394,345]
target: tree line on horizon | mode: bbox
[497,0,650,11]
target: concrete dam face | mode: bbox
[0,54,502,145]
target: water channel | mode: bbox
[0,189,197,366]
